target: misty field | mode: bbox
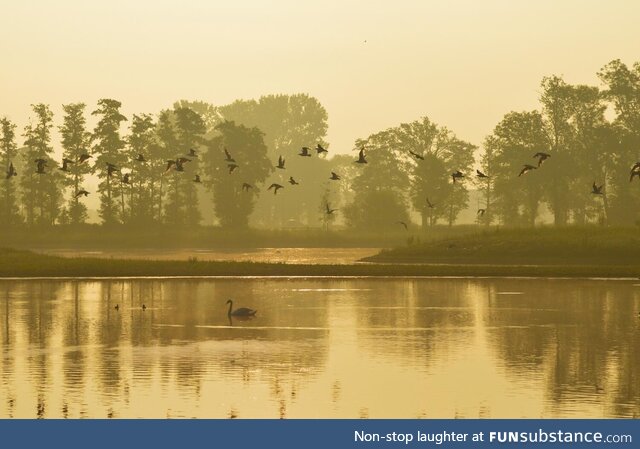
[364,226,640,266]
[2,226,640,278]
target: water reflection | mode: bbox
[0,278,638,418]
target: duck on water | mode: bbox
[226,299,257,317]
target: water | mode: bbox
[1,277,639,418]
[37,247,380,264]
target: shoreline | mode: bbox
[0,275,638,281]
[1,248,639,279]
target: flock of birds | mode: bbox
[223,143,367,217]
[3,148,206,200]
[6,145,638,225]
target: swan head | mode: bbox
[226,299,232,305]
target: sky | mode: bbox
[1,0,640,153]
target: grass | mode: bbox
[363,226,640,266]
[0,224,477,250]
[1,246,639,279]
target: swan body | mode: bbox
[226,299,257,317]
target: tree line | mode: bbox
[1,59,640,231]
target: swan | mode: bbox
[226,299,257,317]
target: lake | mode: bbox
[37,248,381,264]
[1,277,639,418]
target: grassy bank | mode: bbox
[1,247,639,278]
[0,224,476,250]
[363,226,640,266]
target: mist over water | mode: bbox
[1,278,638,418]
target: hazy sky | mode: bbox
[1,0,639,153]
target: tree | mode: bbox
[484,111,550,226]
[92,99,127,225]
[0,117,21,226]
[563,85,609,224]
[219,94,329,226]
[59,103,92,225]
[155,110,178,223]
[173,106,206,226]
[20,104,63,226]
[126,113,158,226]
[343,129,411,230]
[540,76,576,225]
[477,140,496,225]
[202,121,272,228]
[598,59,640,224]
[395,117,476,227]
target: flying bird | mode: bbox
[77,153,92,164]
[74,189,89,198]
[325,203,338,215]
[135,153,146,162]
[268,183,284,195]
[228,163,238,173]
[188,148,198,158]
[355,148,367,164]
[591,182,604,195]
[59,158,74,172]
[288,176,299,185]
[409,150,424,160]
[165,160,176,173]
[452,170,464,183]
[533,152,551,167]
[299,147,312,157]
[630,163,640,182]
[330,171,341,181]
[194,174,202,183]
[426,198,435,209]
[518,164,537,177]
[316,144,328,155]
[224,147,235,163]
[35,159,47,174]
[5,162,17,179]
[106,163,119,177]
[276,155,285,169]
[476,169,489,178]
[397,221,408,230]
[242,183,254,192]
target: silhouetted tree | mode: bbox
[395,117,476,227]
[203,121,272,228]
[173,107,206,226]
[20,104,63,226]
[219,94,329,226]
[598,59,640,224]
[344,129,411,229]
[540,76,575,225]
[484,111,549,226]
[126,113,157,225]
[155,110,178,223]
[0,117,21,226]
[92,99,127,225]
[59,103,92,225]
